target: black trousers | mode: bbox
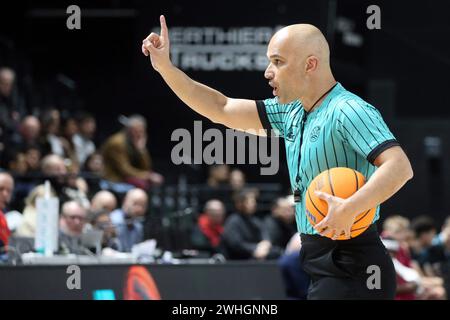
[300,224,396,300]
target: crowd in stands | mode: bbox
[0,65,449,300]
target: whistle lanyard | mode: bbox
[293,83,337,202]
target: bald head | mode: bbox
[41,154,67,176]
[265,24,335,104]
[91,190,117,213]
[123,188,148,217]
[271,24,330,64]
[204,199,225,225]
[21,116,41,141]
[0,172,14,210]
[0,67,15,97]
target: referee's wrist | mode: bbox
[342,198,361,218]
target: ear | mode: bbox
[305,55,319,73]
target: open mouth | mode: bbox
[269,82,278,96]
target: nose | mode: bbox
[264,63,274,80]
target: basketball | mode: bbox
[305,167,376,240]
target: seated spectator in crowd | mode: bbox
[59,200,88,254]
[91,190,117,214]
[221,189,282,260]
[191,199,225,254]
[382,215,447,300]
[6,147,42,211]
[81,152,104,197]
[229,168,246,193]
[264,196,296,248]
[23,145,42,175]
[38,108,64,157]
[278,232,310,300]
[207,164,230,188]
[73,112,96,166]
[15,184,56,238]
[424,216,450,277]
[382,215,415,267]
[60,114,80,172]
[7,145,41,176]
[200,164,231,210]
[101,115,163,190]
[7,151,27,176]
[90,210,120,251]
[434,216,450,246]
[383,237,446,300]
[0,172,14,255]
[8,116,41,152]
[36,154,89,208]
[110,188,148,252]
[0,67,25,133]
[410,216,438,274]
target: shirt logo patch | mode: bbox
[310,126,321,142]
[286,128,295,141]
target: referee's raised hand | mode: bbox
[142,15,171,72]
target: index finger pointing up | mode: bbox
[160,15,169,38]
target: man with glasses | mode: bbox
[59,200,88,254]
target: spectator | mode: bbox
[59,200,88,254]
[0,67,25,131]
[8,116,41,152]
[90,210,120,250]
[38,108,64,157]
[36,154,89,208]
[101,115,163,189]
[410,216,438,270]
[0,172,14,253]
[7,151,27,175]
[382,216,447,299]
[16,184,56,238]
[278,232,310,299]
[424,217,450,276]
[207,164,229,188]
[264,196,296,248]
[221,189,282,260]
[110,188,148,252]
[191,199,225,254]
[60,114,80,172]
[23,145,42,175]
[229,168,246,193]
[382,215,414,267]
[83,152,104,176]
[73,112,96,166]
[91,190,117,213]
[81,152,104,197]
[200,164,231,210]
[383,237,446,300]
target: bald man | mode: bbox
[110,188,148,252]
[142,16,413,299]
[91,190,118,213]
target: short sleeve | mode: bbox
[335,99,400,164]
[256,98,292,138]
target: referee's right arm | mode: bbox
[142,15,265,135]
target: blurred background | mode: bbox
[0,0,449,300]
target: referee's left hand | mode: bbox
[313,191,357,240]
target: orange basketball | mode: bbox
[305,167,376,240]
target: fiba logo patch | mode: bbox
[310,126,321,142]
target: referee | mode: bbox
[142,16,413,299]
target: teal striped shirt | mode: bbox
[256,82,399,235]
